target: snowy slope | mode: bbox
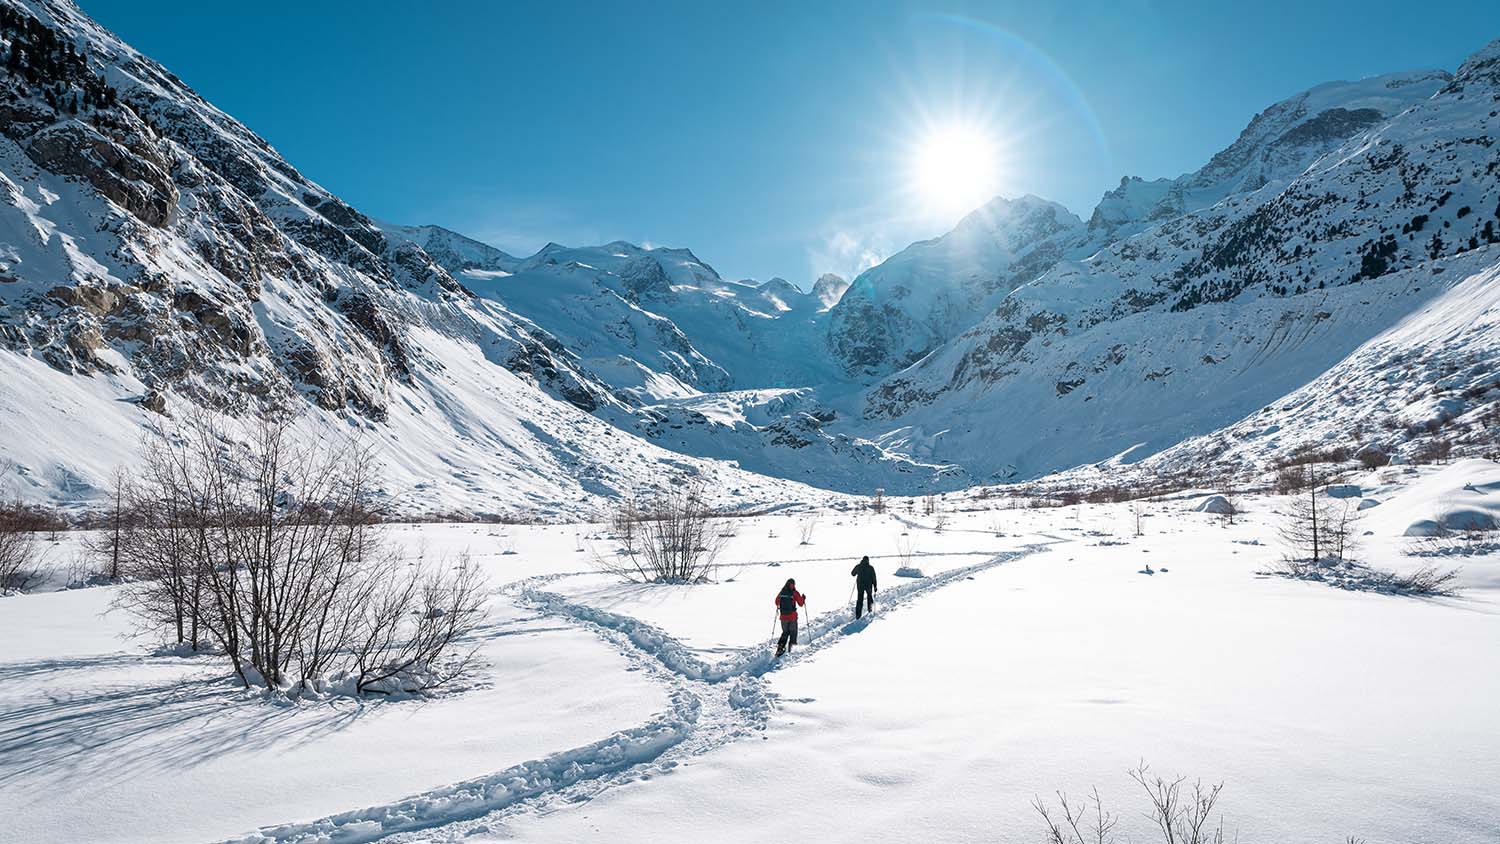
[1086,69,1451,242]
[1,0,1497,507]
[824,194,1084,377]
[852,44,1500,481]
[0,0,851,513]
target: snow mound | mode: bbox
[1355,460,1500,538]
[893,566,926,578]
[1193,495,1236,515]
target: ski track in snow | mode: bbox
[223,542,1055,844]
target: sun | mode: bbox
[909,123,1000,220]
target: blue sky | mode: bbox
[82,1,1496,285]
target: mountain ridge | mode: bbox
[2,0,1497,509]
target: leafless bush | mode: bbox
[1387,564,1463,596]
[1274,444,1352,469]
[798,516,818,545]
[115,411,485,696]
[1130,765,1226,844]
[0,500,46,592]
[1032,764,1227,844]
[1357,448,1391,469]
[1407,525,1499,558]
[350,554,487,695]
[1274,464,1309,495]
[871,488,886,514]
[1412,438,1453,465]
[1031,787,1117,844]
[598,479,725,583]
[895,535,917,570]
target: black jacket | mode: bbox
[850,560,877,589]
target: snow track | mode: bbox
[224,544,1049,844]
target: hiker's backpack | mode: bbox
[778,588,797,615]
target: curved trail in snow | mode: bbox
[224,542,1056,844]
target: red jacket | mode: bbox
[775,587,805,621]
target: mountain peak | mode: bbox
[1452,37,1500,87]
[811,273,850,308]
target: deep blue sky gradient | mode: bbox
[79,1,1498,284]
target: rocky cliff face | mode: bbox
[0,0,635,422]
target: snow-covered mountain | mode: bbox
[1,0,1497,508]
[857,45,1499,481]
[824,195,1084,377]
[0,0,856,513]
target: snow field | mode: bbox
[1,460,1497,843]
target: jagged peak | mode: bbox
[1451,37,1500,88]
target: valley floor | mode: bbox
[2,463,1499,843]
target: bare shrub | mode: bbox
[1357,448,1391,470]
[1274,465,1309,495]
[1387,564,1462,596]
[598,478,725,583]
[1130,765,1226,844]
[351,554,487,695]
[116,411,485,696]
[0,500,45,592]
[798,516,818,546]
[895,535,917,570]
[871,488,886,514]
[1031,787,1117,844]
[1033,763,1228,844]
[1412,438,1453,465]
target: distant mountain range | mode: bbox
[2,0,1497,513]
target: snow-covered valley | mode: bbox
[4,1,1500,841]
[3,462,1499,843]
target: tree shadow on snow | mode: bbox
[0,669,370,792]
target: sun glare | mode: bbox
[910,124,1000,221]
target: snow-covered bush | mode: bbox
[114,411,487,697]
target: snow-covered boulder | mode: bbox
[893,566,925,578]
[1325,484,1363,499]
[1193,495,1236,515]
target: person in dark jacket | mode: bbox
[774,577,806,657]
[850,555,877,619]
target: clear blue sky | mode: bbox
[80,0,1496,285]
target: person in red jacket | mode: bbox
[774,577,806,657]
